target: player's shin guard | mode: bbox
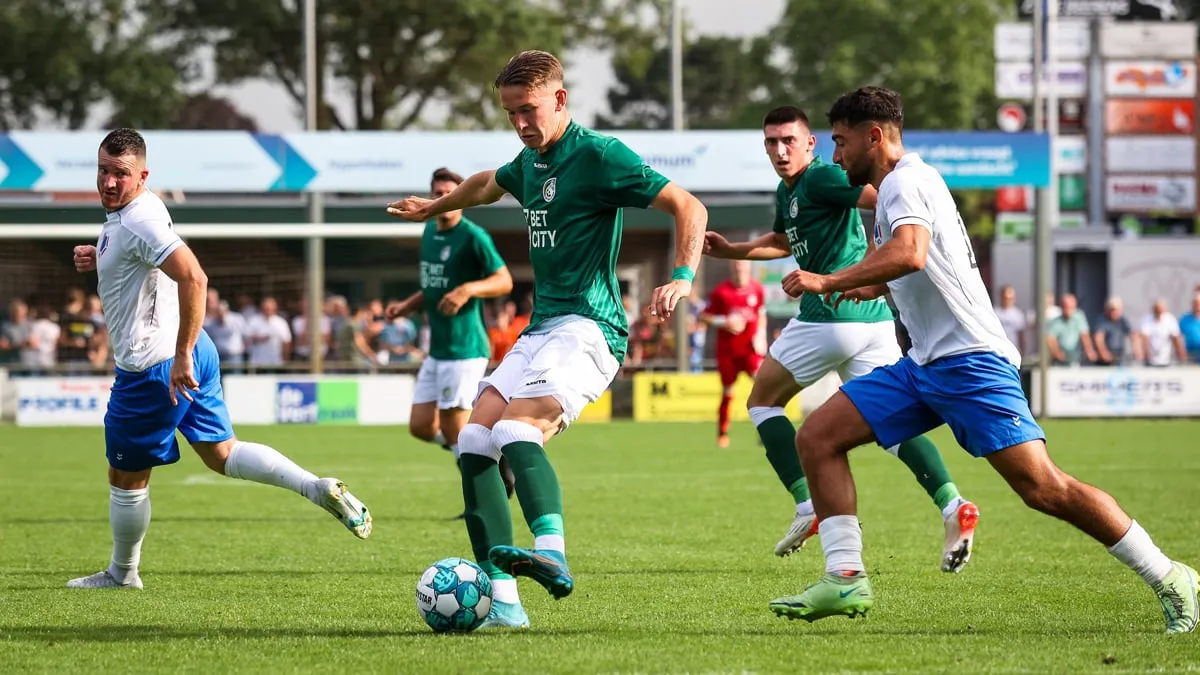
[894,435,958,510]
[108,486,150,584]
[458,424,517,590]
[224,441,318,496]
[492,420,564,553]
[749,406,808,504]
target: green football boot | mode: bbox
[770,572,874,622]
[1154,562,1199,634]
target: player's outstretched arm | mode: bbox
[386,171,506,222]
[648,183,707,320]
[160,245,208,403]
[705,231,791,261]
[781,224,929,298]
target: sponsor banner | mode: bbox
[0,130,1054,193]
[995,61,1089,100]
[276,380,359,425]
[992,175,1086,213]
[1057,135,1087,174]
[995,212,1088,241]
[1104,60,1196,97]
[1018,0,1186,20]
[999,100,1086,133]
[1105,136,1196,172]
[994,20,1093,61]
[633,372,801,422]
[1105,98,1195,134]
[16,377,112,426]
[1031,366,1200,418]
[1100,22,1198,59]
[1105,175,1197,213]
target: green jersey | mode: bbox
[495,121,669,363]
[773,156,894,324]
[419,217,505,360]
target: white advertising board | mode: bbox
[16,376,112,426]
[1104,60,1197,97]
[994,21,1093,61]
[1105,136,1196,172]
[1105,175,1197,212]
[1032,366,1200,418]
[996,61,1089,100]
[1100,22,1199,59]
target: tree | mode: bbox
[146,0,653,131]
[107,93,258,131]
[766,0,1005,131]
[597,35,772,130]
[0,0,186,130]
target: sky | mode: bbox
[198,0,786,132]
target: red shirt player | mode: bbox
[701,259,766,447]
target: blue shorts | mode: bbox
[104,331,235,472]
[839,351,1045,458]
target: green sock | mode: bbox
[757,415,808,504]
[896,435,959,510]
[501,441,564,538]
[460,454,514,566]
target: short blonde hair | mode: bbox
[494,50,564,90]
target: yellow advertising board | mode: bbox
[632,372,802,422]
[575,388,613,423]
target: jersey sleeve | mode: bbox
[878,175,934,234]
[803,163,864,209]
[123,206,183,266]
[494,151,525,203]
[470,226,506,276]
[598,138,670,209]
[706,286,726,315]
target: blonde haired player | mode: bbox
[387,50,708,628]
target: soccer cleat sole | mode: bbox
[490,547,574,600]
[941,501,979,573]
[769,602,870,622]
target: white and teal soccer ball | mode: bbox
[416,557,493,633]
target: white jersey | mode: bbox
[96,191,184,372]
[874,154,1020,367]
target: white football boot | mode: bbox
[775,503,819,557]
[941,498,980,573]
[67,569,143,589]
[311,477,372,539]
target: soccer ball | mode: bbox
[415,557,494,632]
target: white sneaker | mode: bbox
[313,477,372,539]
[67,570,143,589]
[941,499,980,573]
[774,507,819,557]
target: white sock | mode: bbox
[107,486,150,584]
[1108,520,1173,586]
[749,406,787,427]
[224,441,319,500]
[449,443,460,459]
[432,430,447,447]
[941,496,966,520]
[819,515,864,575]
[492,577,520,604]
[796,499,815,517]
[534,535,565,554]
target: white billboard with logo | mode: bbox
[1105,136,1196,173]
[1032,367,1200,418]
[16,377,112,426]
[994,21,1092,61]
[1105,175,1197,212]
[1100,23,1199,59]
[1104,60,1197,97]
[996,62,1088,100]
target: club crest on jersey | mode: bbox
[439,245,451,261]
[98,233,110,255]
[789,197,799,218]
[747,294,758,307]
[542,177,557,203]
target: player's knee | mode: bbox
[457,423,501,462]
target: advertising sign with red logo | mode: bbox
[1105,99,1196,134]
[1104,61,1196,97]
[1105,175,1197,213]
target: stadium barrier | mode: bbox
[3,373,614,426]
[630,371,837,422]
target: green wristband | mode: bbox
[672,266,695,283]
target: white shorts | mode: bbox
[768,319,902,387]
[477,318,620,429]
[413,357,489,410]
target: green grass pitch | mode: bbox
[1,419,1198,673]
